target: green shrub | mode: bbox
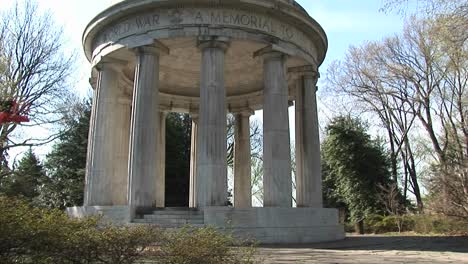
[364,213,468,235]
[365,215,384,233]
[94,225,163,264]
[0,196,78,263]
[365,215,415,234]
[0,196,164,264]
[412,215,468,235]
[38,222,163,264]
[344,222,356,233]
[0,196,34,263]
[158,226,257,264]
[0,197,259,263]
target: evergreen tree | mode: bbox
[165,113,192,207]
[40,101,90,209]
[322,116,393,229]
[1,149,46,202]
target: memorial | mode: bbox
[68,0,345,243]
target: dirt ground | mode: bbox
[257,235,468,263]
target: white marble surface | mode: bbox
[196,38,229,207]
[128,46,161,208]
[85,61,130,206]
[295,73,323,208]
[261,51,292,207]
[234,112,252,208]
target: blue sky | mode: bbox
[1,0,405,95]
[1,0,406,157]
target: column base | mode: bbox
[204,207,345,244]
[67,206,345,244]
[67,206,134,225]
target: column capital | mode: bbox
[234,109,254,118]
[95,57,127,72]
[190,112,199,123]
[289,65,320,88]
[134,41,170,56]
[289,65,320,78]
[253,44,292,60]
[197,36,230,51]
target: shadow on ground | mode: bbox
[262,235,468,253]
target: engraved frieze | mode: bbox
[93,8,316,59]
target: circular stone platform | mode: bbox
[68,0,345,244]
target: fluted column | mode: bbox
[295,69,323,208]
[256,49,292,207]
[128,44,168,208]
[84,75,98,206]
[196,36,229,207]
[156,111,167,208]
[189,113,198,208]
[84,59,130,206]
[234,111,253,208]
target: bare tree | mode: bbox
[326,14,467,215]
[378,183,407,232]
[0,0,74,171]
[381,0,467,17]
[251,156,263,206]
[327,42,424,210]
[226,114,264,206]
[226,114,262,167]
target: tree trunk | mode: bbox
[406,140,423,211]
[355,220,365,235]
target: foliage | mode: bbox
[158,226,257,264]
[426,160,468,217]
[40,100,91,209]
[165,113,191,207]
[377,183,412,232]
[0,149,46,202]
[322,116,394,222]
[365,214,413,234]
[0,196,259,263]
[227,114,263,206]
[365,214,468,235]
[0,0,74,165]
[326,10,467,215]
[251,157,264,206]
[226,114,262,168]
[381,0,467,18]
[81,225,163,264]
[0,196,164,264]
[410,215,468,235]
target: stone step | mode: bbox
[132,219,205,229]
[150,210,203,215]
[144,214,203,220]
[133,208,205,228]
[140,215,204,224]
[154,207,199,211]
[136,219,204,225]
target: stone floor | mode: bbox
[257,235,468,263]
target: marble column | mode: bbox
[295,70,323,208]
[156,111,167,208]
[258,50,292,207]
[234,111,252,208]
[84,59,130,206]
[128,44,168,208]
[84,74,98,206]
[196,36,229,207]
[189,114,198,208]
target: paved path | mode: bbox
[257,235,468,263]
